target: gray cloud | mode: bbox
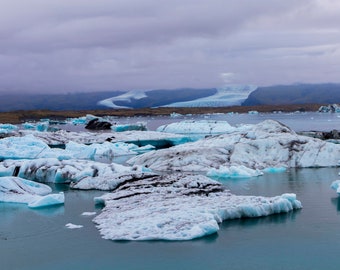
[0,0,339,93]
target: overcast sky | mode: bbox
[1,0,340,93]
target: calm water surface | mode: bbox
[2,113,340,270]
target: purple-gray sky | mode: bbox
[1,0,340,93]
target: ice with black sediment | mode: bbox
[93,173,302,241]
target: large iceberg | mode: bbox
[0,176,64,208]
[129,120,340,172]
[93,173,302,241]
[0,135,96,160]
[0,158,150,184]
[0,134,157,161]
[19,129,190,149]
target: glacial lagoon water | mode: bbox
[2,112,340,270]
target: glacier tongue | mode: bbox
[93,173,302,241]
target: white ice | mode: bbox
[162,85,256,107]
[0,135,96,160]
[93,174,302,241]
[129,120,340,172]
[0,124,18,136]
[0,176,64,208]
[331,180,340,194]
[0,158,151,184]
[19,129,189,148]
[81,212,97,216]
[65,223,83,229]
[156,120,235,135]
[207,165,263,179]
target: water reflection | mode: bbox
[330,196,340,212]
[221,210,300,230]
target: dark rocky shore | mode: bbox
[0,104,324,124]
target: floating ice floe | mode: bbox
[22,121,49,132]
[207,165,263,179]
[111,122,147,132]
[0,135,96,160]
[93,173,302,241]
[81,212,97,216]
[0,176,64,208]
[0,158,151,184]
[156,120,235,136]
[71,172,157,190]
[18,130,190,149]
[0,124,18,137]
[65,223,83,229]
[331,180,340,195]
[129,120,340,172]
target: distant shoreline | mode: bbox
[0,104,324,124]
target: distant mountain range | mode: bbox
[242,83,340,106]
[0,83,339,112]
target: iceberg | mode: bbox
[331,180,340,195]
[111,122,147,132]
[19,129,189,149]
[0,158,150,184]
[93,173,302,241]
[129,120,340,172]
[0,135,97,161]
[207,165,263,179]
[0,134,51,160]
[0,176,64,208]
[71,172,157,190]
[65,223,83,229]
[156,120,235,136]
[22,121,50,132]
[28,192,64,208]
[0,124,18,137]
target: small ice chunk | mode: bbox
[81,212,97,216]
[65,223,83,229]
[263,167,287,173]
[331,180,340,194]
[28,192,65,208]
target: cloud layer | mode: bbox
[1,0,340,93]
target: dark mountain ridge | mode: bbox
[242,83,340,106]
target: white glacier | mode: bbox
[0,176,64,208]
[93,174,302,241]
[97,90,148,109]
[162,85,257,107]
